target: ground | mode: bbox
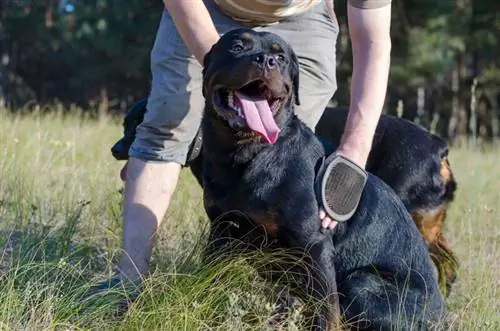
[0,109,498,330]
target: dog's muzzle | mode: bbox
[211,77,288,144]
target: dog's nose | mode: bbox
[254,54,277,70]
[266,56,277,70]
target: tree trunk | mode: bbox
[415,86,427,128]
[99,85,109,117]
[468,78,478,147]
[45,1,54,28]
[493,94,500,144]
[448,62,461,145]
[0,54,6,110]
[396,99,404,118]
[0,1,7,109]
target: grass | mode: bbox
[0,107,499,330]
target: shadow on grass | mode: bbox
[0,200,122,327]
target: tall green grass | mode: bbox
[0,108,499,330]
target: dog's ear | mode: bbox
[290,51,300,106]
[201,46,215,99]
[202,45,214,70]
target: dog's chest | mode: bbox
[203,135,322,224]
[204,149,288,208]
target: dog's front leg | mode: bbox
[201,204,242,265]
[202,218,236,265]
[307,238,341,331]
[280,229,341,331]
[202,210,270,265]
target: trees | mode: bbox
[2,0,161,112]
[2,0,499,141]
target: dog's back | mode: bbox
[298,119,448,329]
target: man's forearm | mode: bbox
[339,3,392,168]
[163,0,220,64]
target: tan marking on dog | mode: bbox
[411,205,447,245]
[240,32,253,42]
[411,204,458,296]
[440,156,453,183]
[248,211,279,238]
[270,43,282,52]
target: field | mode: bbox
[0,108,499,330]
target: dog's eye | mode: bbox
[231,43,245,53]
[277,54,286,63]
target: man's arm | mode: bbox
[336,3,392,168]
[163,1,220,64]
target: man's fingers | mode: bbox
[322,216,332,229]
[328,220,338,229]
[320,208,338,230]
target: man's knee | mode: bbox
[129,104,201,166]
[129,65,203,165]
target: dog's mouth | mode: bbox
[212,79,286,144]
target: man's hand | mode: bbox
[319,2,392,229]
[319,208,338,230]
[317,152,367,230]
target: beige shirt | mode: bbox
[215,0,391,25]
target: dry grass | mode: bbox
[0,108,498,330]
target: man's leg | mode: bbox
[116,10,204,281]
[117,5,245,282]
[118,159,181,280]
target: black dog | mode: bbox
[111,77,459,303]
[197,29,446,330]
[316,108,459,296]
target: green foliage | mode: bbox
[2,0,162,108]
[1,0,500,139]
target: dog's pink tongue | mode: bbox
[234,91,280,144]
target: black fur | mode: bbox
[111,99,147,161]
[199,29,446,330]
[315,109,459,297]
[315,109,457,214]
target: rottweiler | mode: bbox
[316,108,459,296]
[195,29,446,330]
[111,76,458,302]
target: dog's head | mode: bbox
[202,29,300,144]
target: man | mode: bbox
[112,0,392,287]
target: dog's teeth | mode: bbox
[228,92,234,107]
[271,100,277,111]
